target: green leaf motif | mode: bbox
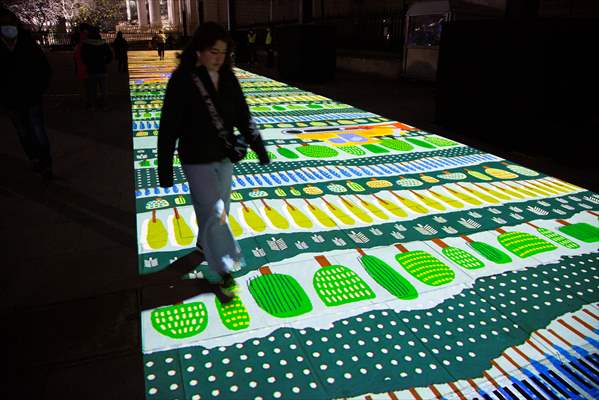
[313,265,376,306]
[360,255,418,300]
[442,247,485,270]
[395,251,455,286]
[497,231,557,258]
[249,274,312,318]
[151,302,208,339]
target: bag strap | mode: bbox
[191,73,226,131]
[191,72,235,150]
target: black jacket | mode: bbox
[112,37,128,59]
[0,31,51,108]
[81,38,112,74]
[158,65,268,187]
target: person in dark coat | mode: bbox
[0,7,53,178]
[112,31,128,73]
[81,28,112,109]
[153,29,166,60]
[157,22,270,302]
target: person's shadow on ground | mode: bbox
[140,250,219,311]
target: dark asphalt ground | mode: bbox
[0,50,597,399]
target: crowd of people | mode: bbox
[72,23,129,110]
[2,5,272,295]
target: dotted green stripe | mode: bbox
[506,164,539,177]
[338,146,367,156]
[313,265,376,306]
[498,232,557,258]
[215,297,251,331]
[442,247,485,270]
[361,255,418,299]
[243,151,277,161]
[151,302,208,339]
[378,138,414,151]
[424,136,459,147]
[295,145,339,158]
[395,251,455,286]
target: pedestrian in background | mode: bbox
[247,28,256,63]
[112,31,128,73]
[81,27,112,110]
[0,7,53,178]
[153,29,166,60]
[73,24,89,104]
[157,22,270,302]
[265,27,273,67]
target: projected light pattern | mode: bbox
[129,51,599,400]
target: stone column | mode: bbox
[148,0,162,28]
[125,0,132,21]
[168,0,181,29]
[137,0,149,29]
[187,0,200,33]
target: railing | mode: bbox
[31,30,182,49]
[242,13,405,54]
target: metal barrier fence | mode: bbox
[31,30,179,48]
[244,14,405,53]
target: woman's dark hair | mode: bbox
[116,31,123,39]
[0,6,19,25]
[177,22,233,72]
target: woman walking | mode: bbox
[158,22,270,302]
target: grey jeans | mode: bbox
[183,159,242,276]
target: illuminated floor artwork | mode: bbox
[129,51,599,399]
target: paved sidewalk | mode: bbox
[0,51,596,399]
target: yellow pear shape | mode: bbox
[410,191,445,211]
[444,186,483,206]
[375,195,408,217]
[491,183,525,199]
[286,202,314,228]
[305,200,337,228]
[147,210,168,249]
[537,179,569,194]
[324,199,355,225]
[428,189,464,209]
[527,180,560,195]
[392,192,429,214]
[241,203,267,232]
[262,201,290,230]
[504,182,537,198]
[229,213,243,237]
[341,197,373,223]
[475,184,511,200]
[172,209,194,246]
[458,184,501,204]
[356,196,389,220]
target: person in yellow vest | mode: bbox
[247,28,256,63]
[265,27,273,67]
